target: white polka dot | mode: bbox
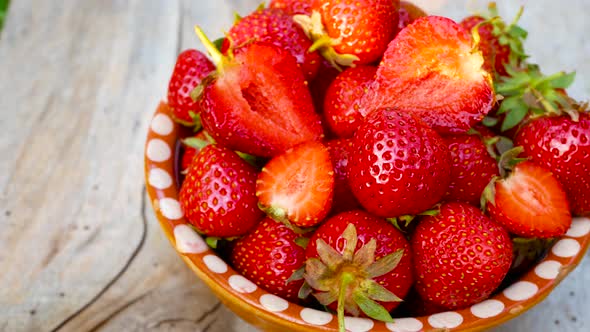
[552,238,581,258]
[151,113,174,136]
[148,168,173,189]
[428,312,463,329]
[343,317,374,332]
[566,217,590,238]
[503,281,539,301]
[203,255,228,274]
[174,224,207,254]
[535,260,562,280]
[470,299,505,318]
[146,139,171,162]
[300,308,333,326]
[259,294,289,312]
[386,317,424,332]
[228,275,258,294]
[159,198,183,220]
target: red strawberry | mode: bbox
[359,16,494,134]
[310,58,341,137]
[398,1,427,30]
[167,49,215,126]
[195,28,323,158]
[256,141,334,227]
[269,0,312,15]
[180,131,211,173]
[326,139,361,214]
[179,145,263,237]
[486,160,572,238]
[324,65,377,138]
[294,0,399,67]
[231,218,307,302]
[223,8,320,79]
[304,210,413,328]
[412,202,513,309]
[515,112,590,216]
[348,108,451,217]
[443,132,499,205]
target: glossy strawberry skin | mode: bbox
[231,218,307,302]
[270,0,312,15]
[167,49,215,125]
[515,114,590,216]
[223,8,320,79]
[412,202,513,309]
[314,0,399,65]
[443,134,499,205]
[348,108,451,217]
[179,145,263,237]
[326,139,361,214]
[398,1,427,30]
[306,210,414,312]
[324,66,377,138]
[200,42,323,158]
[180,131,210,173]
[487,161,572,238]
[360,16,494,134]
[460,16,511,76]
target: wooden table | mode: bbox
[1,1,588,331]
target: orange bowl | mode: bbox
[144,102,590,331]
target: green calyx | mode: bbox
[303,224,403,332]
[387,207,440,233]
[194,25,231,73]
[258,203,315,235]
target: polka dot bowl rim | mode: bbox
[144,102,590,332]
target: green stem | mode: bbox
[337,272,355,332]
[194,25,226,71]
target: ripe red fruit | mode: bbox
[487,161,572,238]
[326,139,361,214]
[256,141,334,227]
[180,131,211,173]
[398,1,427,30]
[304,210,413,327]
[324,65,377,138]
[443,133,499,205]
[179,145,263,237]
[348,108,451,217]
[295,0,399,67]
[515,113,590,216]
[460,16,511,76]
[412,202,513,309]
[359,16,494,134]
[223,8,320,79]
[269,0,312,15]
[167,49,215,126]
[231,218,307,302]
[196,27,323,158]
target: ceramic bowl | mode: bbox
[144,102,590,331]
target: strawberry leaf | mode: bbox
[316,238,344,270]
[366,249,404,278]
[352,239,376,268]
[352,292,394,323]
[341,223,358,261]
[361,279,402,302]
[501,103,528,131]
[298,281,313,299]
[287,266,305,283]
[314,291,338,306]
[549,72,576,89]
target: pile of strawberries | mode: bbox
[163,0,589,330]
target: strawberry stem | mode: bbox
[337,272,355,332]
[194,25,226,72]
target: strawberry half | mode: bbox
[256,141,334,228]
[195,27,323,158]
[359,16,494,134]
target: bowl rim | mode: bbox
[144,102,590,332]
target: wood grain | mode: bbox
[0,0,588,332]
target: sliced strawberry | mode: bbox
[256,141,334,227]
[487,161,572,238]
[359,16,494,134]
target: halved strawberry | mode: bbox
[359,16,494,134]
[486,161,572,238]
[256,141,334,228]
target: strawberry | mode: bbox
[195,28,323,158]
[460,16,511,77]
[348,108,451,218]
[180,131,211,173]
[324,65,377,138]
[179,145,263,237]
[443,132,499,206]
[359,16,494,134]
[304,210,413,330]
[223,8,320,79]
[294,0,399,67]
[231,218,307,302]
[256,141,334,228]
[167,49,215,126]
[398,1,427,30]
[269,0,312,15]
[515,112,590,216]
[310,58,341,134]
[412,202,513,309]
[326,139,361,214]
[486,160,572,238]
